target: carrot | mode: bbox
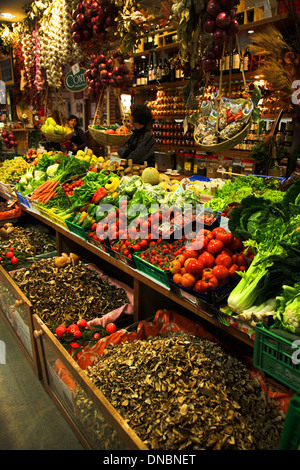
[33,180,53,195]
[42,191,56,203]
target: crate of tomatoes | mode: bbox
[110,236,151,269]
[133,239,187,287]
[61,174,86,197]
[168,227,249,308]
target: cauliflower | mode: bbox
[274,284,300,335]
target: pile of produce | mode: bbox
[202,0,240,72]
[0,157,29,184]
[54,318,109,356]
[85,330,285,450]
[11,255,129,329]
[223,177,300,329]
[168,227,246,293]
[205,175,286,212]
[85,50,131,99]
[0,223,56,270]
[0,224,56,255]
[71,0,119,47]
[41,117,73,138]
[1,130,18,150]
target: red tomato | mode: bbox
[169,260,182,274]
[212,227,226,238]
[185,258,204,275]
[183,249,199,260]
[228,263,239,277]
[215,231,234,247]
[77,319,87,328]
[173,273,182,284]
[215,253,232,269]
[212,265,229,281]
[196,229,213,247]
[236,254,247,266]
[181,273,197,289]
[198,251,215,268]
[175,254,186,266]
[194,275,218,293]
[106,323,117,334]
[229,236,244,252]
[206,239,224,255]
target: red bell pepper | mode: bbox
[92,187,108,204]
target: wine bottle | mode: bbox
[148,58,154,83]
[136,63,141,86]
[162,58,170,82]
[157,58,163,81]
[242,48,251,72]
[132,63,137,87]
[169,54,175,82]
[232,46,240,74]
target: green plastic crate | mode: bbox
[133,253,170,288]
[280,393,300,450]
[66,219,88,240]
[253,323,300,391]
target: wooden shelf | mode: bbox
[132,80,187,92]
[134,42,180,58]
[0,188,255,349]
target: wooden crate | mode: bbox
[0,265,41,377]
[32,313,148,450]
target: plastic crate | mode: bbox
[111,247,136,269]
[17,191,31,209]
[279,393,300,450]
[133,253,170,287]
[38,205,69,230]
[169,275,239,308]
[87,235,111,254]
[253,323,300,391]
[66,219,88,240]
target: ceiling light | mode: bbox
[248,30,254,34]
[254,76,261,79]
[0,12,15,19]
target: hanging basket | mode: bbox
[42,130,74,143]
[88,87,132,146]
[88,125,132,146]
[194,117,252,152]
[193,35,255,153]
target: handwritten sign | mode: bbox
[0,56,14,86]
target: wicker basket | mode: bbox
[194,118,252,153]
[88,125,132,146]
[42,131,74,143]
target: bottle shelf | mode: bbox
[132,80,187,91]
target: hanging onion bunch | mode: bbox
[85,49,131,99]
[202,0,240,73]
[39,0,84,89]
[71,0,119,47]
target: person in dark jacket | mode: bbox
[66,115,88,152]
[117,104,155,166]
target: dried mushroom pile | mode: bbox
[11,258,129,328]
[86,331,285,450]
[0,225,56,255]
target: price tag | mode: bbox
[68,151,73,157]
[109,155,121,165]
[175,184,184,195]
[72,63,80,75]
